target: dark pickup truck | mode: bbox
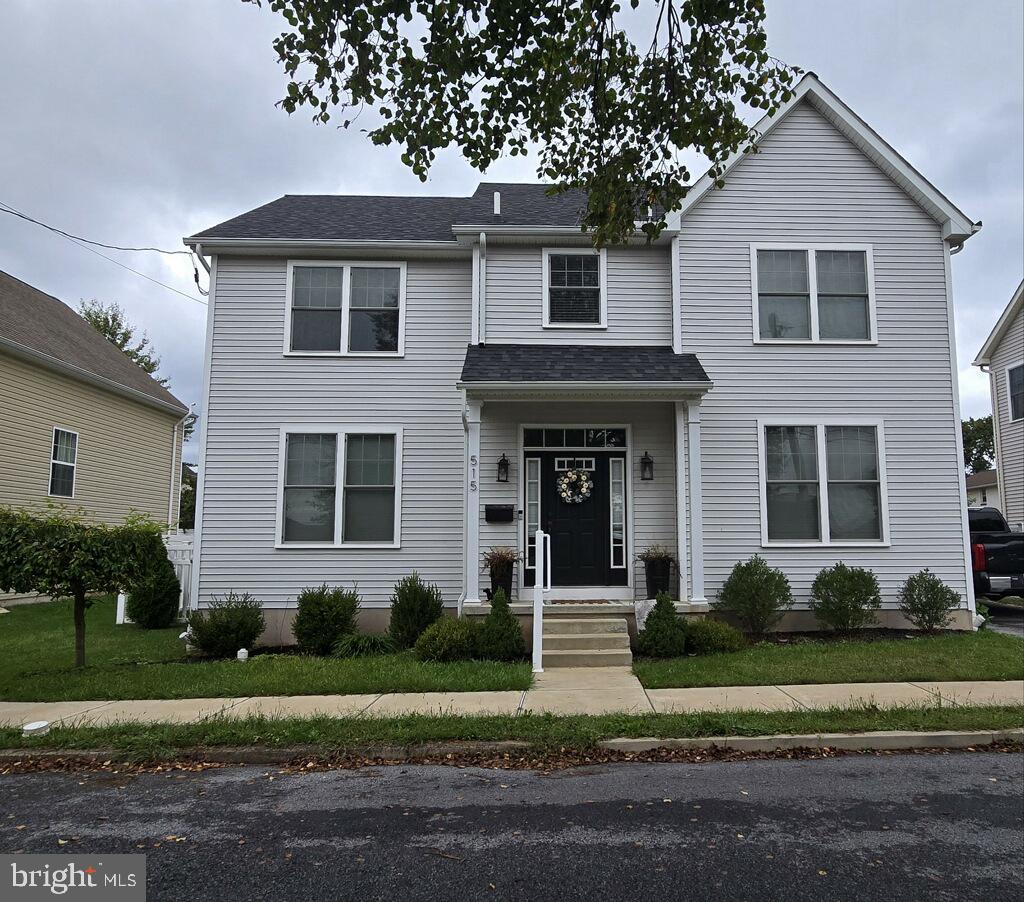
[970,507,1024,599]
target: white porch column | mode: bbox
[674,401,689,601]
[464,399,483,605]
[686,400,706,603]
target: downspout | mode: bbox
[478,231,487,344]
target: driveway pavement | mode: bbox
[1,752,1021,901]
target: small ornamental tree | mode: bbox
[0,507,167,667]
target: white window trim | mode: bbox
[750,244,877,345]
[275,425,404,549]
[609,456,627,570]
[541,247,608,329]
[283,260,407,358]
[756,417,890,548]
[48,426,78,499]
[1006,363,1024,422]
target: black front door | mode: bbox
[525,452,628,588]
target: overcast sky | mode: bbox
[1,0,1021,461]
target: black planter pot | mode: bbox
[644,559,672,600]
[490,561,514,601]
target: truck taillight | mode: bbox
[972,543,987,572]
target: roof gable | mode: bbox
[974,280,1024,365]
[667,73,977,246]
[0,270,188,415]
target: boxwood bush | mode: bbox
[714,555,793,636]
[685,617,746,655]
[185,592,265,658]
[810,562,881,633]
[389,572,444,648]
[898,569,959,632]
[292,584,359,655]
[414,617,480,662]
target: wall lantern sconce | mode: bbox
[640,451,654,481]
[497,453,510,483]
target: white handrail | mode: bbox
[532,529,547,673]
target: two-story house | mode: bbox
[974,280,1024,529]
[185,73,979,643]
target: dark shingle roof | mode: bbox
[0,270,188,414]
[460,344,710,385]
[189,182,590,242]
[966,470,998,490]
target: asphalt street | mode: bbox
[2,751,1022,901]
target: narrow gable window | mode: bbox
[1009,364,1023,421]
[49,428,78,497]
[282,433,337,542]
[753,246,875,343]
[544,250,605,327]
[287,262,405,355]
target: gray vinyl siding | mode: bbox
[679,100,969,608]
[478,400,678,600]
[991,305,1024,525]
[197,255,471,607]
[484,245,674,344]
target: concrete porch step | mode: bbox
[543,632,631,651]
[542,648,634,668]
[543,617,629,635]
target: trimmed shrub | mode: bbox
[414,617,480,662]
[389,572,444,649]
[714,555,793,636]
[476,588,526,661]
[685,618,746,655]
[185,592,265,658]
[292,584,359,655]
[333,632,395,657]
[810,562,881,632]
[898,569,959,632]
[636,592,687,658]
[126,553,181,629]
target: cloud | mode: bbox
[0,0,1019,464]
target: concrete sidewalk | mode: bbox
[1,671,1021,728]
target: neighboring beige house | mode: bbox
[974,280,1024,529]
[0,269,189,528]
[965,469,1000,510]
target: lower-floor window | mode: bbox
[280,428,401,546]
[761,420,886,544]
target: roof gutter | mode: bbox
[0,335,189,417]
[457,379,713,392]
[182,236,463,252]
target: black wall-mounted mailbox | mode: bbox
[484,505,515,524]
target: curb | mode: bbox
[0,731,1020,765]
[597,728,1024,754]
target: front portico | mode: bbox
[458,344,712,611]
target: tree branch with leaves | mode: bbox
[245,0,799,245]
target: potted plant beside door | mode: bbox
[637,545,675,600]
[483,547,519,601]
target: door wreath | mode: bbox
[557,468,594,504]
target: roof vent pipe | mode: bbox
[493,191,501,216]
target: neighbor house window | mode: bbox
[753,246,874,342]
[279,428,402,547]
[1009,364,1024,421]
[49,428,78,497]
[287,262,405,355]
[761,421,886,544]
[543,249,605,327]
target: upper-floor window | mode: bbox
[752,245,875,343]
[49,427,78,497]
[542,248,606,328]
[759,419,888,546]
[286,262,405,356]
[278,427,402,548]
[1008,364,1023,421]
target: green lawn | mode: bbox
[1,705,1021,760]
[0,597,532,701]
[635,630,1024,689]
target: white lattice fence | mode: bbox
[166,533,194,615]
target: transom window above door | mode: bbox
[542,249,606,328]
[523,427,626,448]
[286,262,405,356]
[752,246,876,343]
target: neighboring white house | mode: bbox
[965,469,1001,511]
[185,73,980,640]
[974,280,1024,529]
